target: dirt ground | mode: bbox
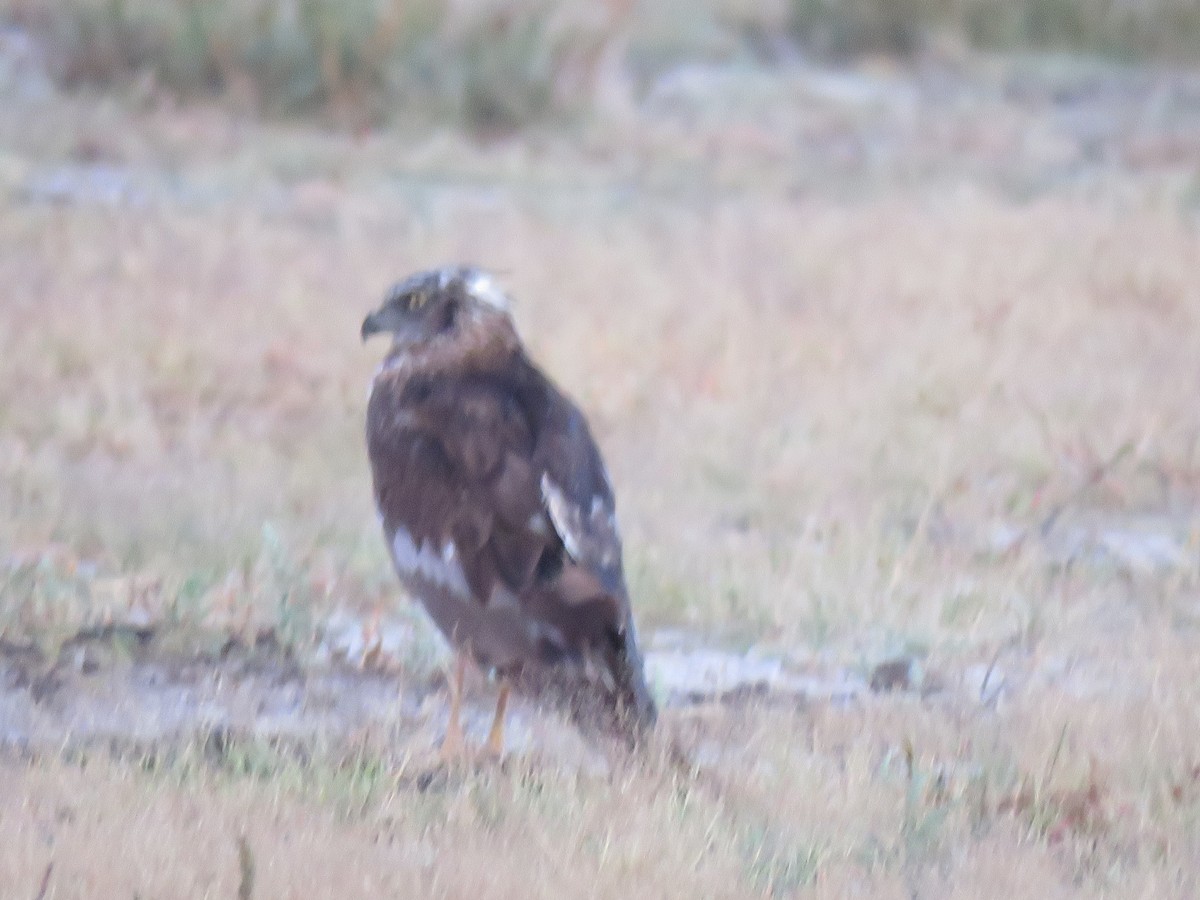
[3,29,1200,898]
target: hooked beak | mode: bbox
[360,311,382,342]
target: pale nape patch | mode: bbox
[390,527,471,599]
[462,268,511,311]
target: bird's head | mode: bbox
[361,265,512,348]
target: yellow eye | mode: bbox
[409,291,428,310]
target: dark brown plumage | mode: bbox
[362,266,656,754]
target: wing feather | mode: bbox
[369,364,625,617]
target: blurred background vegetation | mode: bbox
[4,0,1200,132]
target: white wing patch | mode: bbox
[540,474,620,569]
[541,475,584,560]
[391,527,471,599]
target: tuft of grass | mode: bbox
[958,0,1200,60]
[787,0,947,57]
[454,5,581,135]
[739,823,823,895]
[4,0,618,130]
[236,835,255,900]
[786,0,1200,60]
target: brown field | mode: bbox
[3,25,1200,899]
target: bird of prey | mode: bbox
[361,265,656,757]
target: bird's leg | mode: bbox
[440,652,468,762]
[483,680,510,758]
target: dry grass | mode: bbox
[4,181,1198,643]
[3,52,1200,898]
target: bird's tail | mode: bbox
[611,617,657,734]
[560,615,657,739]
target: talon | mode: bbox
[440,653,469,762]
[483,681,509,758]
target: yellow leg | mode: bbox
[440,653,468,761]
[484,681,510,758]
